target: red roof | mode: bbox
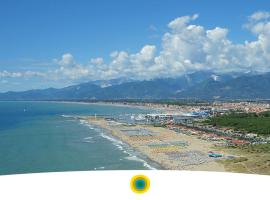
[207,134,218,137]
[231,140,250,145]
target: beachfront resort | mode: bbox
[80,101,270,174]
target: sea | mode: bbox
[0,101,156,175]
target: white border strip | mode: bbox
[0,171,269,200]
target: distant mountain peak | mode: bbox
[1,71,270,100]
[211,74,219,81]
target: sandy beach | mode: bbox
[83,116,226,171]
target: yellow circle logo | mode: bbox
[130,174,150,194]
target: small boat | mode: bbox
[208,152,223,158]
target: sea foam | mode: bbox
[77,119,155,170]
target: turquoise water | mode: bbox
[0,101,153,175]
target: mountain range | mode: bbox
[1,71,270,101]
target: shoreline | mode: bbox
[81,116,226,171]
[2,101,269,173]
[1,100,156,111]
[78,118,165,170]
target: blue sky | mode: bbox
[1,0,270,92]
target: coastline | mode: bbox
[81,116,226,171]
[3,100,156,111]
[78,118,164,170]
[2,101,269,174]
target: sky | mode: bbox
[1,0,270,92]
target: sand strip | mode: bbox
[84,117,226,171]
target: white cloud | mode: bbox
[2,11,270,83]
[57,53,75,67]
[88,45,157,80]
[90,57,103,65]
[0,70,47,79]
[0,71,22,78]
[241,11,270,71]
[249,11,270,21]
[168,14,199,32]
[151,11,270,76]
[135,45,156,62]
